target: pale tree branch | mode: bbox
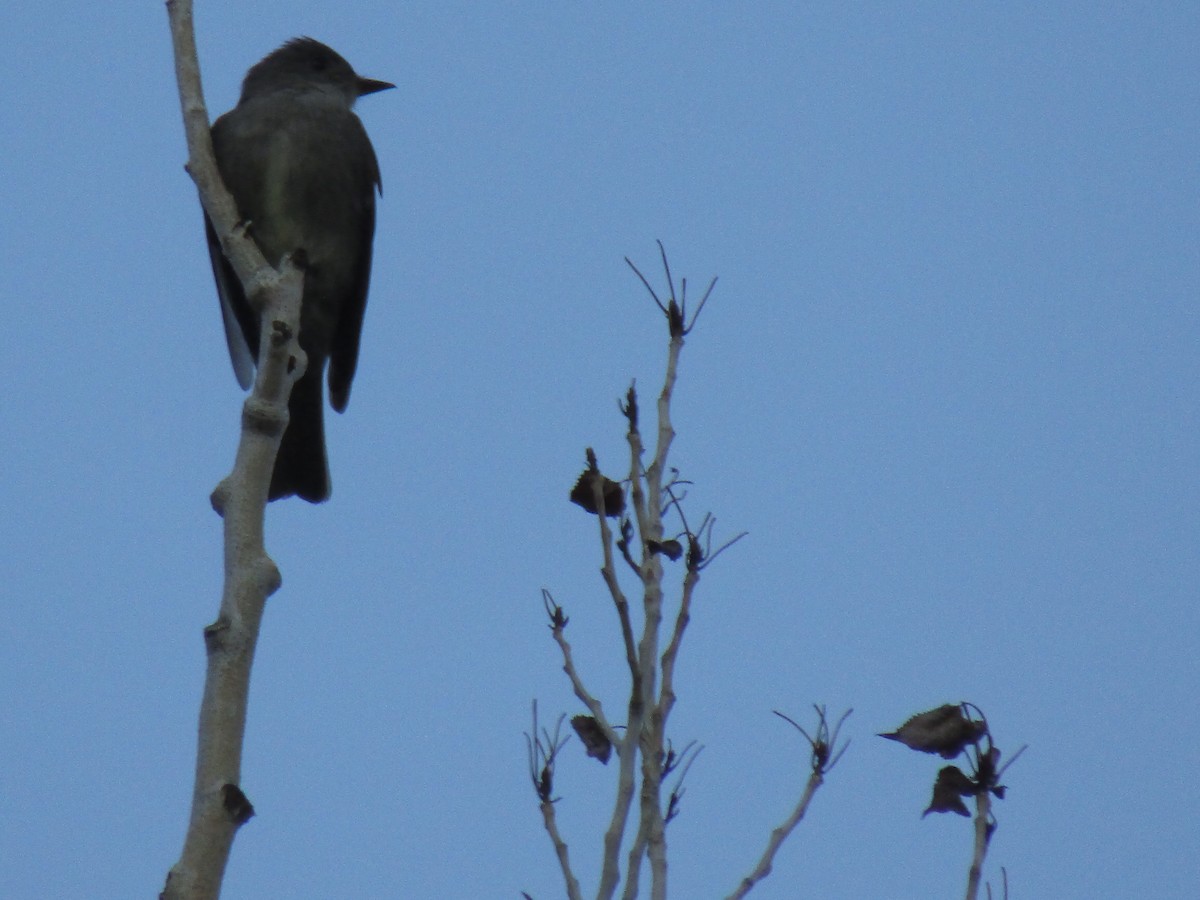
[628,290,691,900]
[542,591,619,744]
[540,802,584,900]
[162,4,304,898]
[968,741,1023,900]
[605,252,712,900]
[727,707,851,899]
[965,790,993,900]
[525,704,583,900]
[166,0,283,306]
[583,450,640,681]
[655,566,695,734]
[620,829,647,900]
[625,726,705,900]
[578,452,643,900]
[541,250,770,900]
[632,261,726,900]
[623,379,670,900]
[598,726,640,900]
[656,490,744,735]
[637,731,668,900]
[727,771,823,900]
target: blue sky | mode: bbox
[3,3,1198,898]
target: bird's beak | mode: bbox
[357,77,396,97]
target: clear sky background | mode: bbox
[3,3,1197,898]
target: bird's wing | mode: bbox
[204,211,258,390]
[326,119,382,413]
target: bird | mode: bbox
[203,37,393,502]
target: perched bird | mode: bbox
[204,38,393,502]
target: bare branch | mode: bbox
[588,454,641,683]
[995,744,1028,782]
[726,770,823,900]
[525,703,583,900]
[657,568,698,727]
[656,241,677,307]
[684,276,719,333]
[598,702,642,900]
[774,706,853,774]
[624,256,667,317]
[726,707,850,898]
[539,802,584,900]
[616,516,643,576]
[637,737,668,900]
[965,789,993,900]
[524,703,570,804]
[167,0,282,307]
[546,250,729,900]
[692,516,749,572]
[593,448,646,900]
[542,590,619,744]
[161,7,305,899]
[663,743,703,824]
[620,829,648,900]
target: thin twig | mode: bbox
[726,770,824,900]
[965,789,993,900]
[594,456,643,900]
[525,703,583,900]
[657,568,698,728]
[727,708,850,898]
[663,743,703,824]
[598,692,642,900]
[544,591,619,744]
[540,801,584,900]
[590,456,640,683]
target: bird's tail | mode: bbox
[270,364,331,503]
